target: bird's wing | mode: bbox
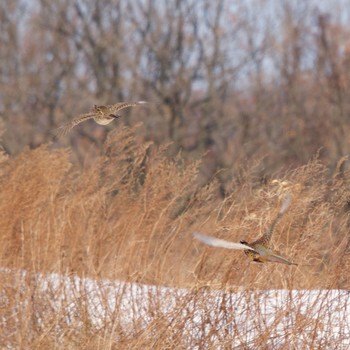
[266,253,297,265]
[251,194,292,247]
[110,101,149,112]
[54,112,95,137]
[193,232,255,251]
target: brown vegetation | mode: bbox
[1,125,350,348]
[2,1,350,189]
[1,124,350,288]
[1,0,350,347]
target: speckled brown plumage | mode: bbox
[55,101,148,137]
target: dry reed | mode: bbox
[1,125,350,348]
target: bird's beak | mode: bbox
[109,114,121,119]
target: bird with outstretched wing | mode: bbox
[193,194,297,266]
[55,101,149,137]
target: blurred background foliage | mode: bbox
[1,0,350,192]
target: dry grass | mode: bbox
[1,125,350,348]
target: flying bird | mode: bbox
[193,194,297,266]
[55,101,149,137]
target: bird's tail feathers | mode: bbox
[267,253,297,265]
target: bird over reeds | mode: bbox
[193,194,297,266]
[55,101,149,137]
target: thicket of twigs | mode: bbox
[2,1,350,190]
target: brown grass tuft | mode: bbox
[1,125,350,348]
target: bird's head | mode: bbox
[240,240,249,245]
[93,105,102,114]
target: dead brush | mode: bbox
[0,126,350,348]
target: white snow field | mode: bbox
[1,267,349,348]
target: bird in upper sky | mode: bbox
[55,101,149,137]
[193,194,297,266]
